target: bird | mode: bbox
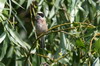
[35,12,48,48]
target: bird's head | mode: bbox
[35,12,45,20]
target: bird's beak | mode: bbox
[35,15,40,20]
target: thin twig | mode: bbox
[48,22,89,31]
[24,22,95,65]
[89,33,100,53]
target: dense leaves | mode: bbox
[0,0,100,66]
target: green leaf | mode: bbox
[43,2,49,17]
[13,12,27,32]
[55,0,61,8]
[0,14,6,21]
[7,46,14,58]
[76,38,84,47]
[94,39,100,50]
[49,6,55,19]
[19,0,25,6]
[0,0,6,12]
[27,0,33,9]
[8,28,27,49]
[12,0,24,9]
[0,62,5,66]
[0,39,8,61]
[60,32,72,50]
[3,21,30,50]
[92,57,100,66]
[0,32,6,43]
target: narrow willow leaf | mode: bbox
[0,14,6,21]
[70,1,82,23]
[27,0,33,9]
[94,38,100,50]
[0,32,6,43]
[43,2,49,17]
[13,12,27,32]
[60,33,67,49]
[50,16,57,28]
[38,0,44,6]
[28,27,35,38]
[38,0,44,11]
[12,0,24,9]
[59,58,70,65]
[0,0,6,12]
[76,38,84,47]
[92,57,100,66]
[8,35,21,47]
[15,56,23,66]
[97,10,100,24]
[8,0,12,19]
[4,22,30,50]
[30,48,36,54]
[15,47,25,66]
[19,0,25,6]
[55,0,60,7]
[0,62,5,66]
[7,46,14,58]
[0,39,8,61]
[49,6,55,19]
[60,32,71,50]
[8,29,27,49]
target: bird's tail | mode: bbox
[40,36,45,48]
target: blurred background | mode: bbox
[0,0,100,66]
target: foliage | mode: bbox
[0,0,100,66]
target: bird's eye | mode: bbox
[38,13,44,17]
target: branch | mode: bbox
[24,22,95,64]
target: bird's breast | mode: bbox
[36,22,47,35]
